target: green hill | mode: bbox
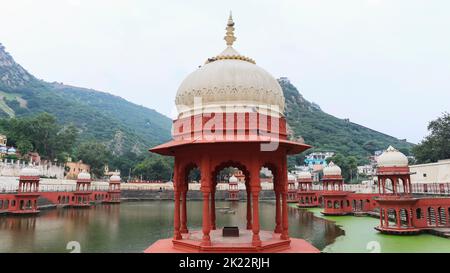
[280,78,413,163]
[0,43,171,155]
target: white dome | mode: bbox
[377,146,408,167]
[229,175,238,183]
[110,175,121,182]
[175,16,285,118]
[297,171,312,180]
[19,167,39,177]
[323,162,342,176]
[288,173,296,181]
[77,172,91,180]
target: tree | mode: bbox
[413,112,450,163]
[326,153,358,183]
[362,140,382,154]
[133,156,172,181]
[53,124,78,161]
[76,141,110,178]
[16,139,33,155]
[28,113,58,158]
[347,156,358,182]
[0,112,78,161]
[287,154,306,171]
[109,151,142,180]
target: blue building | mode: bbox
[304,152,334,166]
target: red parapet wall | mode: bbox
[376,196,450,233]
[319,191,382,215]
[0,193,39,214]
[0,189,120,215]
[297,191,320,208]
[40,191,117,206]
[172,113,288,141]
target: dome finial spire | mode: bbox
[224,11,236,46]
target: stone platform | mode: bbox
[321,211,350,216]
[374,226,422,235]
[9,209,40,215]
[145,229,320,253]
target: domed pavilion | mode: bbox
[375,146,418,233]
[72,171,92,208]
[321,162,349,216]
[11,167,41,215]
[297,171,318,208]
[146,14,318,253]
[227,175,239,201]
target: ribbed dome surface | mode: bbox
[175,16,285,118]
[77,172,91,180]
[377,145,408,167]
[297,171,312,179]
[229,175,238,183]
[323,162,342,176]
[110,175,121,182]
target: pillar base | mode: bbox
[180,228,189,234]
[252,237,262,247]
[145,229,320,253]
[201,235,211,246]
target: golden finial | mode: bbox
[224,11,236,46]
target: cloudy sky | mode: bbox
[1,0,449,143]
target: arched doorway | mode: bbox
[385,178,394,194]
[212,161,250,230]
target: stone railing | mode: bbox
[0,160,65,179]
[121,182,275,191]
[411,183,450,195]
[0,176,109,193]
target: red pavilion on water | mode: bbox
[145,14,319,253]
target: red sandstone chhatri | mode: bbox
[145,14,320,253]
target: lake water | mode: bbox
[0,201,449,253]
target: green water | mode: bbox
[1,201,449,252]
[304,208,450,253]
[0,201,341,253]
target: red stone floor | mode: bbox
[145,229,320,253]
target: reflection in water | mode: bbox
[0,201,342,253]
[0,216,37,231]
[289,206,345,249]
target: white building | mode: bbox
[357,164,375,176]
[410,159,450,184]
